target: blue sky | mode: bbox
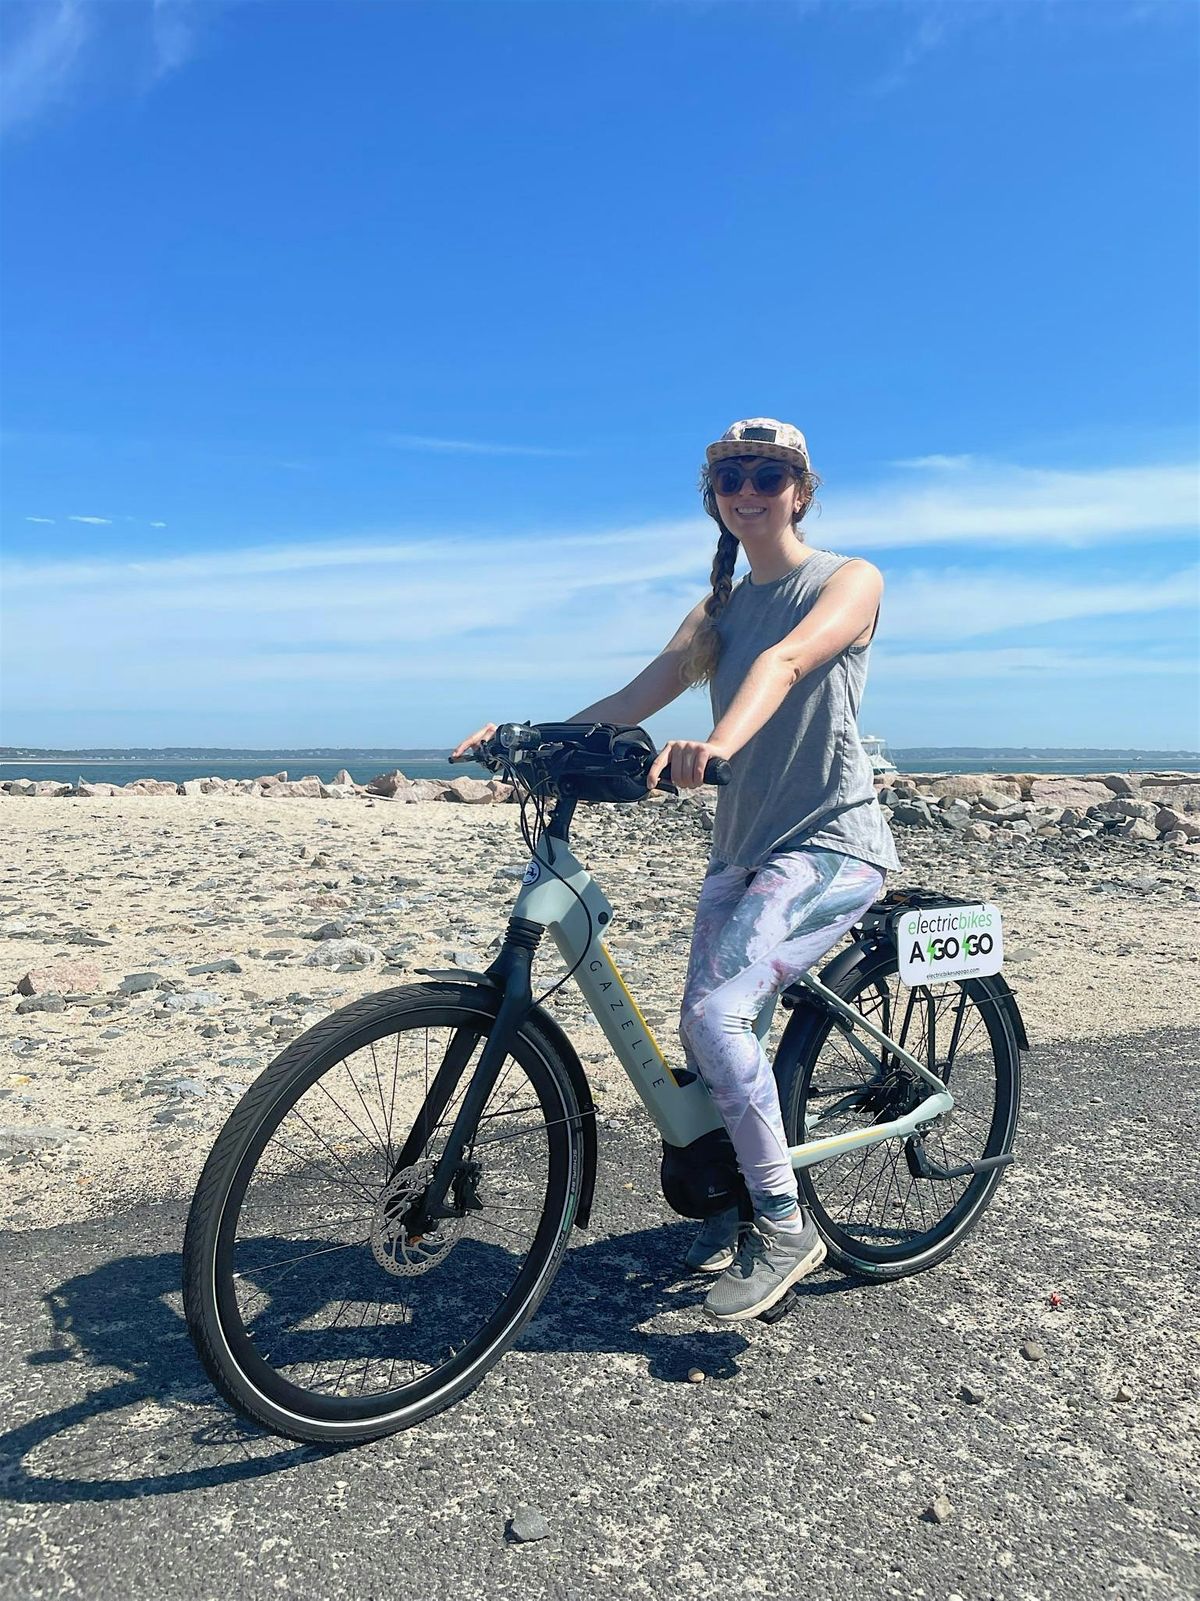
[1,0,1197,751]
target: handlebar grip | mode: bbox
[659,756,732,789]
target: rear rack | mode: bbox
[853,884,983,942]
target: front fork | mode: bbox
[398,924,539,1235]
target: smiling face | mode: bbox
[711,455,806,542]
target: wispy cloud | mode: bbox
[381,433,580,458]
[822,460,1197,549]
[66,514,113,525]
[0,0,222,139]
[151,0,204,79]
[878,564,1198,642]
[0,0,89,137]
[876,644,1197,679]
[867,4,954,98]
[891,454,975,471]
[3,451,1195,742]
[24,516,56,525]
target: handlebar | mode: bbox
[448,721,731,795]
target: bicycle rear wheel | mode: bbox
[182,982,586,1446]
[776,948,1020,1280]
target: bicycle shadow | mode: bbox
[0,1216,845,1506]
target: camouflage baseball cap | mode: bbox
[706,418,810,470]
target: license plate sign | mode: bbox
[896,903,1004,985]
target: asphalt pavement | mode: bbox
[1,1022,1197,1601]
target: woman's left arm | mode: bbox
[707,560,884,759]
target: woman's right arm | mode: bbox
[565,595,710,724]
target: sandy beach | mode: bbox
[2,784,1198,1233]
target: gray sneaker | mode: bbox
[684,1206,741,1273]
[703,1212,827,1323]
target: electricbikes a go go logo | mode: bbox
[896,902,1005,986]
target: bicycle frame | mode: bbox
[509,833,954,1171]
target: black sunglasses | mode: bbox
[710,459,800,498]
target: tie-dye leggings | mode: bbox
[677,846,886,1212]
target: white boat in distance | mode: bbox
[862,734,898,777]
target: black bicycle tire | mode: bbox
[776,948,1021,1281]
[182,981,586,1446]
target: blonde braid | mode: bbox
[679,527,739,690]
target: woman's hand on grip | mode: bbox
[646,738,729,791]
[450,722,499,762]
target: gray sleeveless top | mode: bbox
[708,547,901,875]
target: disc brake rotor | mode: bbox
[370,1159,466,1278]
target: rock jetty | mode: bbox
[3,767,1198,853]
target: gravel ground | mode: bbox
[1,795,1197,1599]
[2,792,1197,1233]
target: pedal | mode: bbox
[758,1288,798,1324]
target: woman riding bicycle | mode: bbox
[452,417,901,1324]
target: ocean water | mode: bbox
[2,749,1198,787]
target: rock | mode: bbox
[1027,778,1116,809]
[76,781,122,797]
[302,939,384,969]
[687,1367,706,1384]
[891,800,937,827]
[507,1506,552,1543]
[15,994,66,1014]
[923,1493,955,1524]
[160,990,222,1012]
[0,1123,75,1152]
[17,960,104,996]
[1113,818,1160,843]
[958,1383,986,1405]
[917,775,1022,804]
[1099,798,1159,821]
[1020,1339,1046,1362]
[444,777,496,804]
[269,778,323,799]
[185,958,243,975]
[119,972,166,995]
[1141,781,1200,811]
[121,778,180,796]
[1114,1383,1134,1403]
[365,769,408,797]
[310,920,359,941]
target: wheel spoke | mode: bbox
[190,991,583,1439]
[788,963,1017,1266]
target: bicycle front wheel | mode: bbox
[776,947,1021,1281]
[182,982,586,1446]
